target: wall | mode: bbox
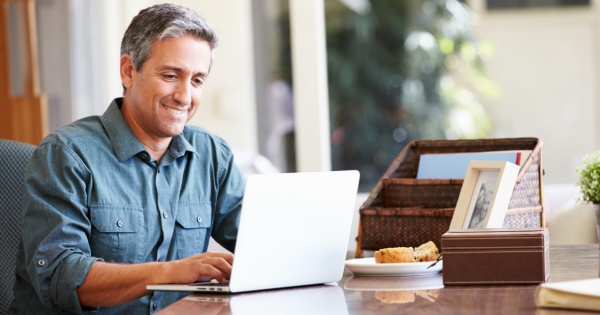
[468,1,600,184]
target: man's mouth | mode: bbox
[162,104,187,115]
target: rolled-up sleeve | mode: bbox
[21,142,100,313]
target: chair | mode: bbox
[0,139,35,312]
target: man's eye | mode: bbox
[163,74,177,80]
[193,78,204,86]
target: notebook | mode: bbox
[146,170,360,293]
[416,150,528,179]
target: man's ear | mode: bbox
[120,54,134,89]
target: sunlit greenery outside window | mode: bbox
[325,0,497,191]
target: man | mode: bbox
[10,4,245,314]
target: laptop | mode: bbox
[146,170,360,293]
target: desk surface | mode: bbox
[156,245,599,315]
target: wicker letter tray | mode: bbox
[355,137,545,258]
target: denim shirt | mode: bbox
[10,98,245,314]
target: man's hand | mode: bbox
[160,252,234,284]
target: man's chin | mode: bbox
[158,128,185,138]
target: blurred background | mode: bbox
[2,0,598,245]
[4,0,597,188]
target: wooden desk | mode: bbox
[156,245,599,314]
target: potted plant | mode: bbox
[576,150,600,241]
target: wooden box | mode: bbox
[441,228,549,285]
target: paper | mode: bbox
[416,151,529,179]
[535,278,600,312]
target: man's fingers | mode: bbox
[193,269,227,284]
[196,275,212,282]
[188,253,234,283]
[200,252,234,264]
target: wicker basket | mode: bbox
[356,137,545,258]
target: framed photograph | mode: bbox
[449,161,520,230]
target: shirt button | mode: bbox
[197,216,202,223]
[140,152,149,160]
[117,220,123,227]
[163,212,168,219]
[152,303,157,310]
[38,259,45,266]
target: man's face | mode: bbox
[120,35,212,142]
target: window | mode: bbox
[325,0,492,191]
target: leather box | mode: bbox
[441,228,549,285]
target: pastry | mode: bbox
[374,241,440,263]
[374,246,415,263]
[413,241,440,262]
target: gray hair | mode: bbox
[120,3,218,74]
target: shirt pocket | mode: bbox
[90,205,145,262]
[175,202,212,259]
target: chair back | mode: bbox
[0,139,35,312]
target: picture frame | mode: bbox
[449,160,520,230]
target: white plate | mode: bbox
[345,257,442,277]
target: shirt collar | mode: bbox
[100,98,198,163]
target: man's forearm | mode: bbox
[76,261,165,307]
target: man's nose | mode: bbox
[173,81,192,105]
